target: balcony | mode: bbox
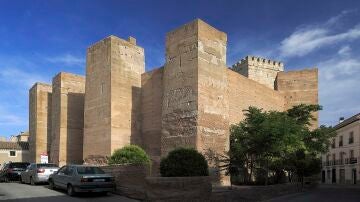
[323,158,358,166]
[323,161,331,166]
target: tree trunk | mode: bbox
[249,158,253,183]
[265,158,269,186]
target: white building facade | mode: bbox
[321,113,360,184]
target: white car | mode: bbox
[20,163,59,185]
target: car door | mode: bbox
[63,166,75,187]
[53,166,67,188]
[29,164,37,182]
[0,164,5,180]
[1,164,8,180]
[22,165,31,183]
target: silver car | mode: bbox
[20,163,59,185]
[48,165,115,196]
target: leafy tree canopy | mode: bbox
[227,104,336,185]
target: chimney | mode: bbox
[339,117,345,123]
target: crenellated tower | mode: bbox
[232,55,284,89]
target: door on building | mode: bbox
[332,169,336,183]
[322,170,325,183]
[352,169,357,184]
[340,169,345,184]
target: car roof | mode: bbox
[67,164,99,167]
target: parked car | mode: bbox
[48,165,115,196]
[0,162,30,182]
[20,163,59,185]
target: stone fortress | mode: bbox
[28,19,318,185]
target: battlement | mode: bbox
[231,55,284,89]
[233,55,284,71]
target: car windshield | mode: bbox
[76,167,105,175]
[37,164,57,168]
[9,163,29,169]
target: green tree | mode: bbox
[228,104,336,186]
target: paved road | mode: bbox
[267,184,360,202]
[0,182,138,201]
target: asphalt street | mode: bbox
[267,184,360,202]
[0,182,138,202]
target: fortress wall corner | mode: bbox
[141,67,164,175]
[227,69,285,125]
[275,68,319,128]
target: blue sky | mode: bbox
[0,0,359,138]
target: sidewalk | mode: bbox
[211,183,315,202]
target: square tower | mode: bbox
[50,72,85,166]
[162,19,230,185]
[29,83,52,163]
[232,56,284,89]
[83,36,144,160]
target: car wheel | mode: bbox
[48,180,55,190]
[4,176,9,183]
[30,177,36,186]
[19,177,23,184]
[67,184,76,196]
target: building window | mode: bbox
[331,138,336,148]
[100,82,105,94]
[349,132,354,144]
[350,150,354,158]
[339,136,343,147]
[9,151,16,157]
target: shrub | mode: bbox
[160,147,209,177]
[108,145,150,165]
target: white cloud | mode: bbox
[0,114,25,126]
[320,56,360,80]
[0,106,26,126]
[318,48,360,126]
[0,68,48,88]
[279,10,360,58]
[338,45,352,56]
[279,25,360,58]
[46,53,84,66]
[325,9,356,26]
